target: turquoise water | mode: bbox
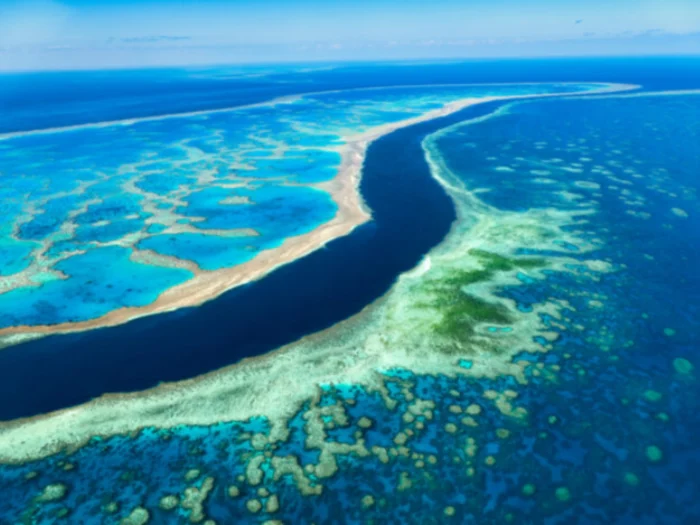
[0,247,193,328]
[1,84,699,523]
[0,82,599,329]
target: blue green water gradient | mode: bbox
[1,77,699,523]
[0,82,597,329]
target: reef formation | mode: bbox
[0,83,621,345]
[3,87,698,523]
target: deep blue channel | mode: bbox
[0,100,513,420]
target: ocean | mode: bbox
[0,57,699,524]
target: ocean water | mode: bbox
[0,91,605,419]
[1,59,699,524]
[1,57,697,134]
[0,81,596,330]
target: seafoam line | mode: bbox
[0,82,627,141]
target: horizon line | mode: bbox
[1,51,700,75]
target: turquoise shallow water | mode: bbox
[1,81,699,524]
[0,247,193,328]
[0,82,595,329]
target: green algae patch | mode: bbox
[470,249,545,272]
[435,290,510,337]
[420,250,545,343]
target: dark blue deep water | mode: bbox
[2,56,699,134]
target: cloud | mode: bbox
[637,28,667,37]
[119,36,192,44]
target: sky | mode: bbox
[0,0,699,71]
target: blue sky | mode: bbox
[0,0,698,70]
